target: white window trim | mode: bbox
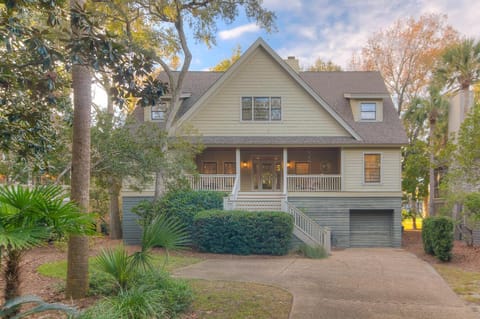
[362,152,382,185]
[239,96,283,122]
[150,102,168,122]
[359,102,377,121]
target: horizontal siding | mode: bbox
[122,196,153,245]
[185,48,350,137]
[288,197,402,248]
[343,148,401,192]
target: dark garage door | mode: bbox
[350,210,393,247]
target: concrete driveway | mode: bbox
[174,249,479,319]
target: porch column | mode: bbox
[283,148,288,195]
[235,147,241,182]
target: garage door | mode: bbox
[350,210,393,247]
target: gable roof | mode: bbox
[159,38,407,146]
[174,38,362,140]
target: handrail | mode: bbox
[231,174,240,200]
[282,200,331,254]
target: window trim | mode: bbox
[363,152,382,184]
[240,96,283,122]
[151,102,167,122]
[360,102,377,121]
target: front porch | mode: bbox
[189,147,342,195]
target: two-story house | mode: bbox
[122,38,408,250]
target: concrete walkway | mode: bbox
[174,249,479,319]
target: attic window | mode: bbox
[360,103,376,120]
[151,102,167,121]
[241,97,282,121]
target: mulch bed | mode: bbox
[402,230,480,272]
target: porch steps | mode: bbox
[231,193,284,211]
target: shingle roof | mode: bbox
[158,70,407,146]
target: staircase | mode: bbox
[223,193,331,254]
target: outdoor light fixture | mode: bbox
[242,161,248,168]
[287,161,292,168]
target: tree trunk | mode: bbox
[428,119,436,217]
[65,0,91,299]
[154,170,166,200]
[4,250,22,312]
[108,177,122,239]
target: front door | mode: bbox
[252,159,282,191]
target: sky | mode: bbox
[185,0,480,71]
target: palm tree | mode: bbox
[404,87,449,216]
[436,38,480,119]
[66,0,93,299]
[0,185,93,313]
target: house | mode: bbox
[122,38,408,250]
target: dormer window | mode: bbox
[360,103,376,120]
[151,102,167,121]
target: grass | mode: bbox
[185,279,292,319]
[434,265,480,304]
[37,253,202,279]
[402,217,423,230]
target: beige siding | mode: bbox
[342,148,401,192]
[350,99,383,122]
[182,48,350,137]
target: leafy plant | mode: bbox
[0,185,94,304]
[94,246,133,290]
[298,244,328,259]
[422,216,454,261]
[194,210,293,255]
[0,295,78,319]
[132,190,224,234]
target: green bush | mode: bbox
[422,216,454,261]
[133,271,193,317]
[193,210,293,255]
[132,190,224,233]
[298,244,328,259]
[84,271,193,319]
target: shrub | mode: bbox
[422,216,454,261]
[298,244,328,259]
[133,271,194,317]
[194,210,293,255]
[132,190,224,233]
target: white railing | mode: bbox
[287,175,341,192]
[282,201,331,254]
[187,174,236,191]
[231,174,240,200]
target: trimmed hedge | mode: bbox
[193,210,293,255]
[422,216,454,261]
[132,190,224,233]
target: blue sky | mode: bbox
[185,0,480,71]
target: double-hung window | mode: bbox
[360,103,376,120]
[364,153,381,183]
[242,97,282,121]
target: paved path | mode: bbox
[174,249,479,319]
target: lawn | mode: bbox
[402,217,423,230]
[37,251,293,319]
[434,265,480,304]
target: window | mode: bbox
[364,154,381,183]
[241,97,282,121]
[360,103,376,120]
[295,162,310,175]
[202,162,217,174]
[151,102,167,121]
[223,162,236,174]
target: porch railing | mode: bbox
[187,174,235,192]
[287,175,341,192]
[282,200,331,254]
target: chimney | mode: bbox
[285,56,300,73]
